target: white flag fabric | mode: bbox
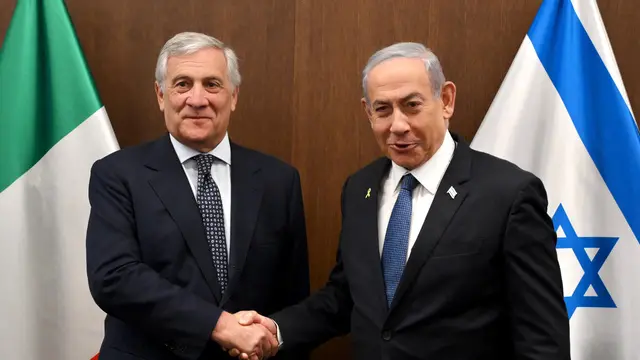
[0,0,119,358]
[471,0,640,358]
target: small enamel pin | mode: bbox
[446,186,457,199]
[365,188,371,199]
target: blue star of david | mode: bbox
[552,204,618,318]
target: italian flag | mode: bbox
[0,0,118,358]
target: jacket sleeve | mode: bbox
[273,168,313,359]
[503,174,571,360]
[270,176,353,351]
[282,168,311,305]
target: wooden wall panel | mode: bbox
[600,0,640,125]
[291,1,368,356]
[62,0,296,163]
[1,1,638,359]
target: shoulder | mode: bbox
[231,142,300,181]
[468,148,546,202]
[472,149,535,179]
[93,136,165,172]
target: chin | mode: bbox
[180,126,214,139]
[172,132,207,146]
[386,152,414,169]
[388,158,413,170]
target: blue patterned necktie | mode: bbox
[194,154,229,294]
[381,173,418,307]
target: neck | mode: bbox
[179,136,223,154]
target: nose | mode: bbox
[185,84,208,109]
[389,109,410,134]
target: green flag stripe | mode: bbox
[0,0,103,192]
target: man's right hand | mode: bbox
[211,311,278,360]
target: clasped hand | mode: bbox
[211,311,278,360]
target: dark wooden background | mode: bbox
[1,0,638,358]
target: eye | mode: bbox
[375,105,388,112]
[406,101,421,108]
[207,81,221,88]
[176,81,188,88]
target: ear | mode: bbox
[440,81,456,121]
[154,82,165,112]
[361,97,374,127]
[230,86,239,112]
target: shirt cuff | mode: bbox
[273,319,284,347]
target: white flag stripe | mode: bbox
[0,108,115,359]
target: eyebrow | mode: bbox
[371,92,426,108]
[400,92,426,102]
[170,75,224,84]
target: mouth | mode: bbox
[184,116,213,122]
[389,143,418,151]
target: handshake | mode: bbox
[211,310,279,360]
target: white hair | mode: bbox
[362,42,445,104]
[155,32,241,92]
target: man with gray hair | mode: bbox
[86,32,310,360]
[233,42,570,359]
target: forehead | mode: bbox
[366,57,432,100]
[166,47,228,78]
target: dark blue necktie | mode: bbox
[381,173,418,307]
[194,154,229,294]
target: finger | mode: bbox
[259,332,274,358]
[239,311,259,325]
[261,332,276,358]
[228,348,240,357]
[268,334,279,357]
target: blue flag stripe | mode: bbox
[528,0,640,242]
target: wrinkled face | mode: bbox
[155,47,238,152]
[362,57,456,170]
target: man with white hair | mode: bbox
[86,32,310,360]
[234,42,570,359]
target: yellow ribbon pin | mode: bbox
[365,188,371,198]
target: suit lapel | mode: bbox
[389,136,472,311]
[357,158,392,317]
[145,135,222,302]
[221,143,263,304]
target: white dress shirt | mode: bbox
[169,133,232,257]
[378,131,456,260]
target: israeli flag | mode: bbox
[471,0,640,358]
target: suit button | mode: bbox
[382,330,392,341]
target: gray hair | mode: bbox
[362,42,445,104]
[155,32,241,92]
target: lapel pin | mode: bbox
[446,186,457,199]
[365,188,371,199]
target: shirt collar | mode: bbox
[169,132,232,165]
[388,131,455,194]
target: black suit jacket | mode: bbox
[272,133,570,359]
[86,134,310,360]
